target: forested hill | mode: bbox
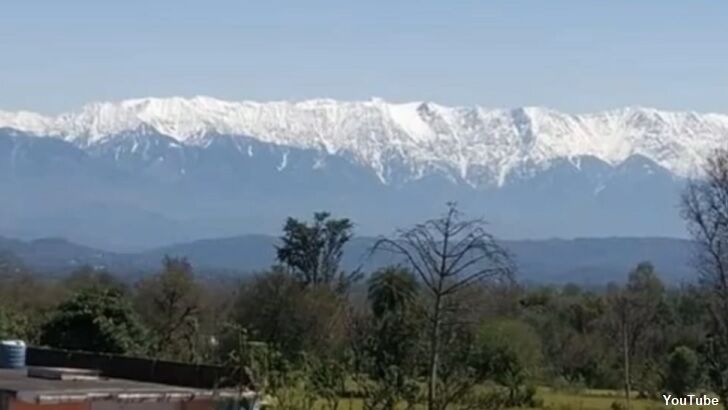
[0,235,694,284]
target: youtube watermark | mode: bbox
[663,394,719,406]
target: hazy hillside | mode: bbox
[0,235,694,284]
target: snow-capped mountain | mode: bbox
[0,97,716,249]
[1,97,726,186]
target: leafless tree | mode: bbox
[681,149,728,408]
[135,256,202,361]
[606,262,664,409]
[372,203,514,410]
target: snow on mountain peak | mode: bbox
[1,96,726,185]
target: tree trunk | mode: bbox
[427,294,442,410]
[623,327,631,410]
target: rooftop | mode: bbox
[0,368,245,405]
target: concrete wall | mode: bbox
[91,401,178,410]
[25,348,248,389]
[8,400,88,410]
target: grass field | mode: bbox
[532,388,704,410]
[313,388,712,409]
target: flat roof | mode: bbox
[0,368,247,404]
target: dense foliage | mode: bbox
[38,287,147,354]
[0,202,724,409]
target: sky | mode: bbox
[1,0,727,114]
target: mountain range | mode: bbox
[0,235,695,284]
[0,97,719,249]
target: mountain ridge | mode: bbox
[0,234,696,284]
[0,97,702,248]
[0,97,723,186]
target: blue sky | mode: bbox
[1,0,726,113]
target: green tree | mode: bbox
[663,346,700,396]
[235,268,348,362]
[308,356,348,410]
[39,287,147,354]
[522,285,614,389]
[350,267,423,410]
[0,272,66,344]
[276,212,358,290]
[63,266,129,294]
[0,307,28,340]
[475,318,542,404]
[367,266,420,318]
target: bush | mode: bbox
[610,401,628,410]
[39,288,147,354]
[511,384,542,408]
[663,346,700,396]
[0,308,29,340]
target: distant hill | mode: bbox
[0,235,695,284]
[0,236,136,273]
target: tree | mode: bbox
[681,149,728,408]
[39,287,147,354]
[0,307,28,340]
[350,267,423,410]
[134,256,203,361]
[372,203,514,410]
[0,271,65,344]
[664,346,700,396]
[521,285,614,389]
[606,262,664,407]
[474,318,542,406]
[276,212,358,290]
[63,265,129,294]
[235,267,348,362]
[367,266,420,319]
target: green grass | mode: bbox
[529,388,710,409]
[308,388,713,410]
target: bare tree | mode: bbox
[135,256,202,361]
[606,263,664,409]
[681,149,728,408]
[372,203,514,410]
